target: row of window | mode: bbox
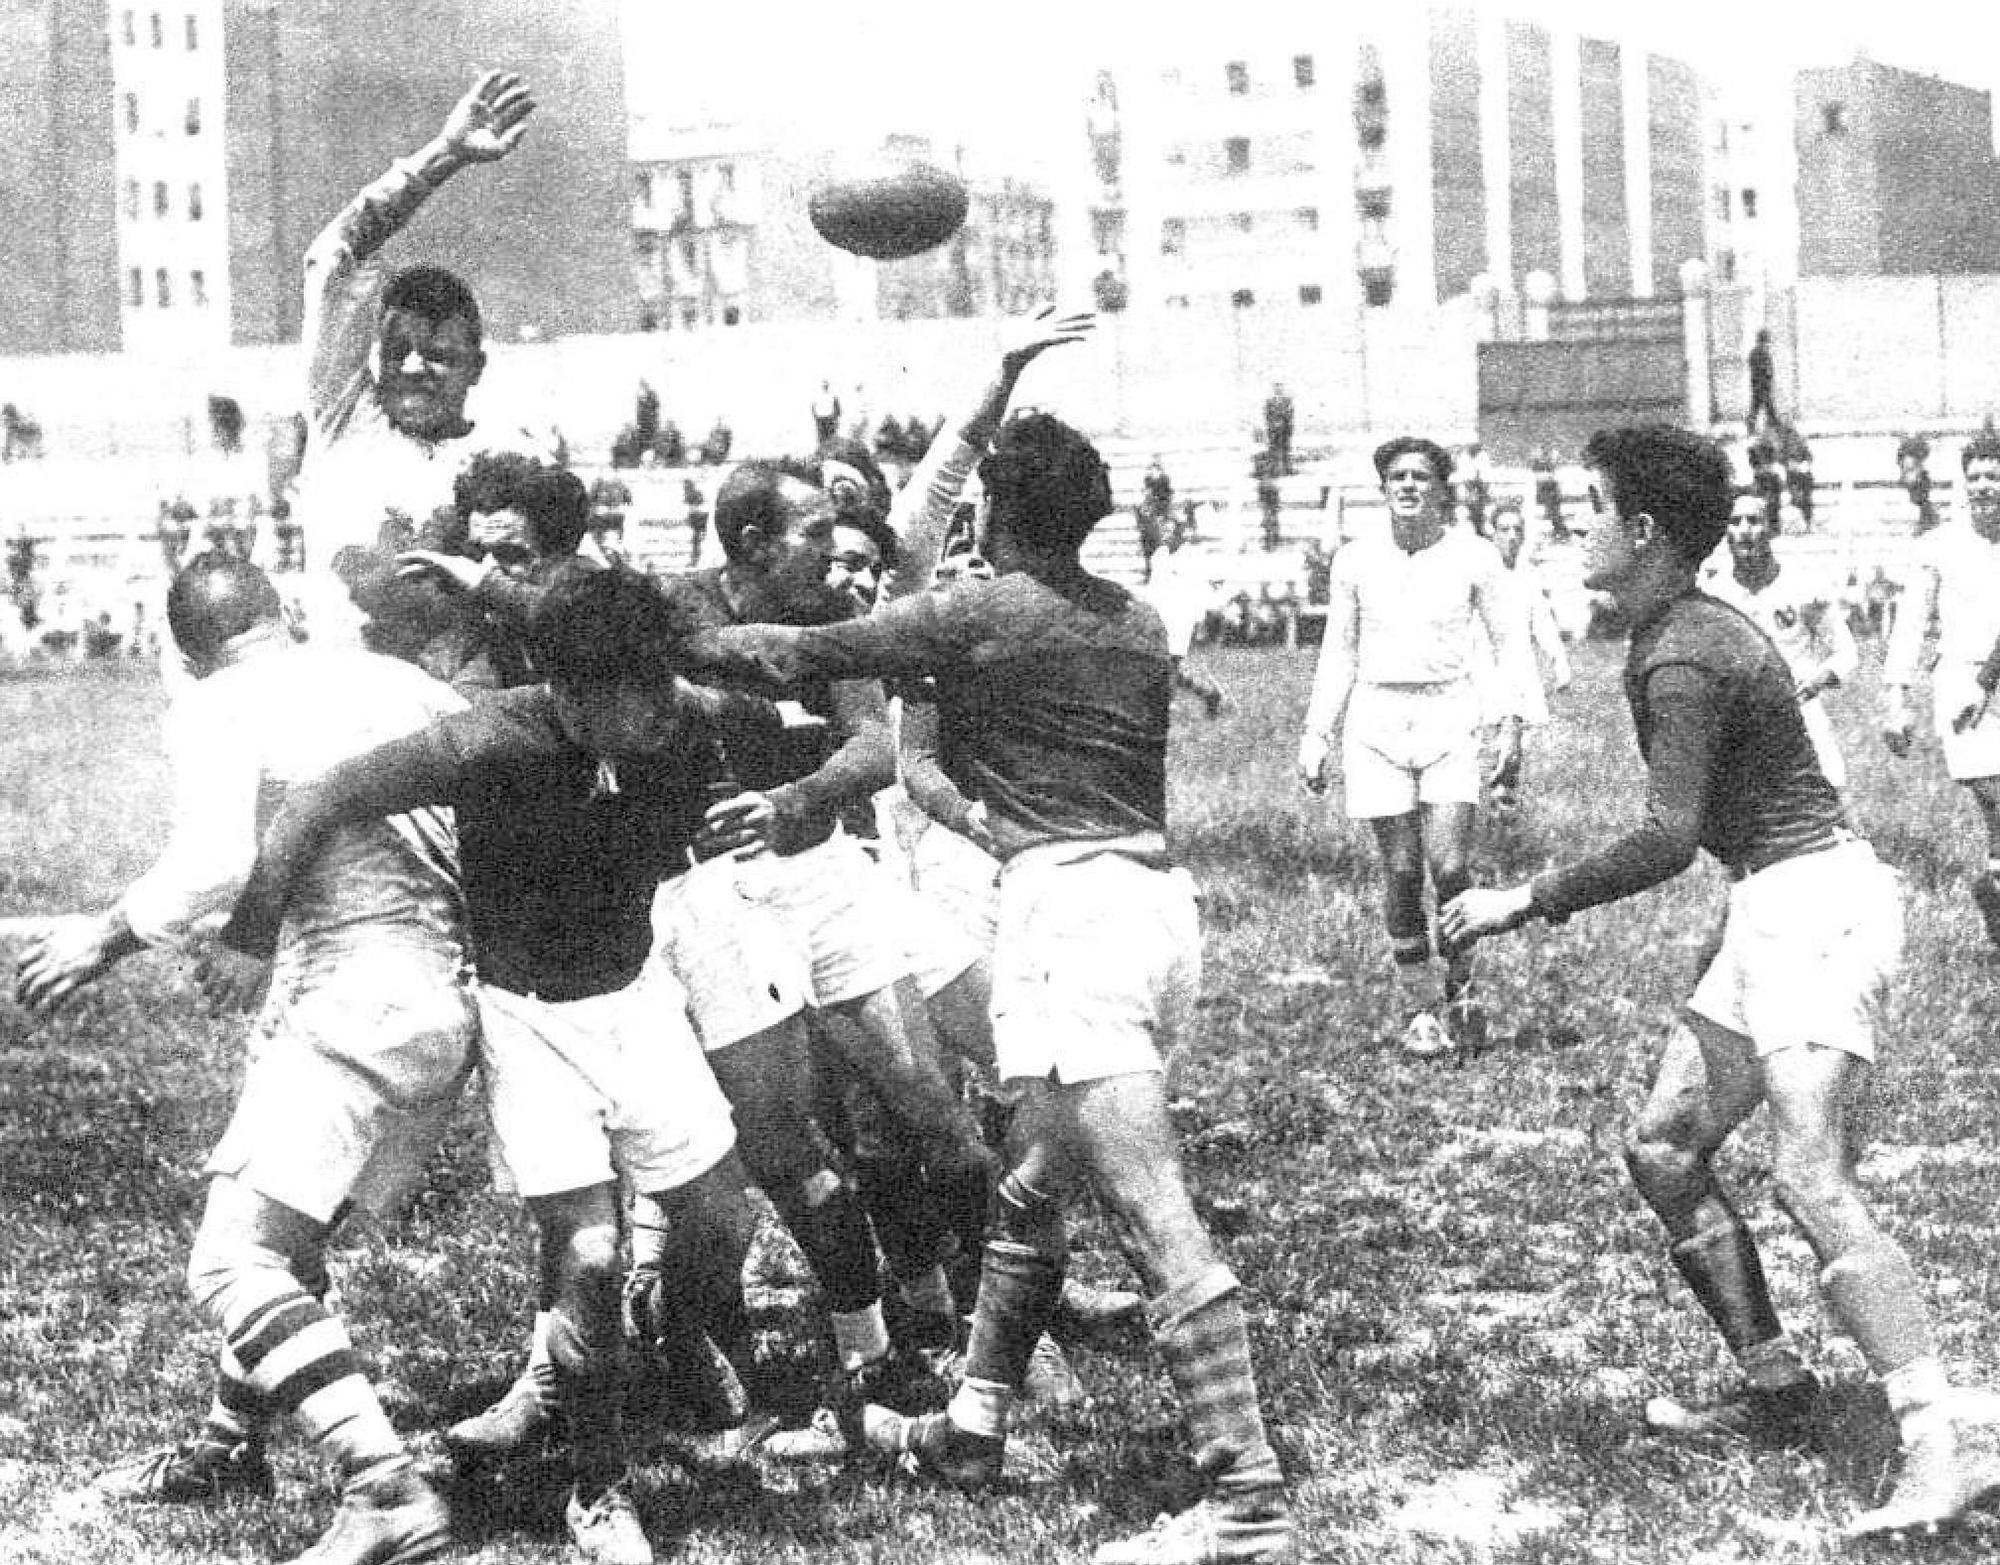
[119,10,198,49]
[126,266,208,309]
[123,94,202,136]
[1160,209,1320,255]
[1161,285,1325,307]
[122,179,203,222]
[1178,56,1317,94]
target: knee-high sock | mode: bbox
[199,1345,272,1447]
[1385,868,1430,969]
[1150,1265,1284,1498]
[950,1172,1066,1439]
[547,1287,627,1495]
[188,1241,403,1485]
[1670,1219,1785,1355]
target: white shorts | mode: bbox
[1343,680,1483,819]
[734,830,932,1006]
[1935,666,2000,781]
[1687,839,1902,1062]
[475,963,736,1198]
[207,936,477,1225]
[990,849,1201,1085]
[909,817,1002,952]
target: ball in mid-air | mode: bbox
[808,159,969,261]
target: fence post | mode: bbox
[1679,259,1711,430]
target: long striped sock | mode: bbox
[1151,1265,1283,1498]
[198,1345,271,1447]
[961,1173,1066,1407]
[226,1285,404,1484]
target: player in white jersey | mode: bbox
[1297,437,1534,1056]
[1882,433,2000,945]
[14,555,472,1565]
[288,70,533,654]
[1707,490,1858,789]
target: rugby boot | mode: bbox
[760,1347,952,1462]
[97,1436,275,1503]
[564,1478,654,1565]
[285,1462,449,1565]
[443,1361,559,1464]
[874,1410,1005,1490]
[1643,1374,1820,1448]
[1054,1277,1145,1339]
[1399,1010,1453,1060]
[1846,1397,2000,1539]
[1091,1490,1296,1564]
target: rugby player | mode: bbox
[287,70,533,655]
[1297,437,1533,1056]
[1442,424,2000,1539]
[1882,432,2000,945]
[1706,488,1857,790]
[681,411,1294,1565]
[222,568,776,1564]
[16,554,470,1565]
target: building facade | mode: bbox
[0,0,634,357]
[0,0,121,355]
[1793,58,2000,277]
[1072,11,1713,321]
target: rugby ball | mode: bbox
[808,159,969,261]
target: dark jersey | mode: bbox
[237,684,777,1001]
[1530,590,1847,921]
[687,569,1174,860]
[656,567,892,850]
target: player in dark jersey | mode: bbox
[681,412,1293,1565]
[1442,424,2000,1539]
[226,568,776,1564]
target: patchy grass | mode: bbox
[3,640,1999,1563]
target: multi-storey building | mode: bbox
[0,0,635,356]
[1071,11,1713,320]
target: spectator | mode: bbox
[1138,455,1174,579]
[1,402,44,463]
[699,415,733,466]
[875,414,906,461]
[1898,435,1939,535]
[811,379,843,446]
[1254,449,1282,552]
[1748,436,1785,532]
[1263,382,1295,475]
[1747,328,1777,433]
[654,417,686,468]
[1777,422,1815,529]
[1531,445,1567,539]
[634,379,660,443]
[1458,443,1491,535]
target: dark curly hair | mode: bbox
[453,451,591,557]
[976,412,1112,557]
[1582,425,1735,565]
[528,566,682,690]
[166,552,281,665]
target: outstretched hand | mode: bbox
[1438,884,1534,951]
[998,306,1096,376]
[439,70,535,163]
[12,914,121,1015]
[396,549,492,592]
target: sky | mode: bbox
[619,0,2000,159]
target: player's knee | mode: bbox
[1770,1145,1853,1232]
[185,1228,294,1327]
[1624,1132,1705,1209]
[557,1222,624,1298]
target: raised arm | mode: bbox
[302,71,535,432]
[881,307,1095,602]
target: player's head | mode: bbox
[454,452,590,569]
[165,551,284,674]
[828,517,895,614]
[815,437,893,528]
[530,566,698,759]
[1581,425,1734,592]
[1726,487,1777,573]
[976,412,1112,563]
[1373,435,1453,551]
[714,458,848,618]
[1960,432,2000,541]
[376,265,485,442]
[1489,504,1527,569]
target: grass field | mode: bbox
[3,639,1999,1565]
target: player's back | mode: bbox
[205,643,462,944]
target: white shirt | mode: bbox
[122,641,463,948]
